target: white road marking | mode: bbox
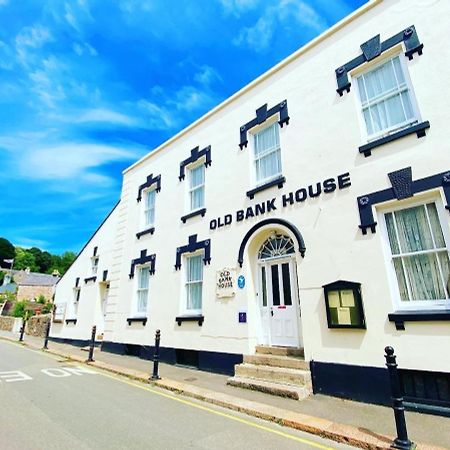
[41,368,72,377]
[63,366,97,376]
[0,371,33,382]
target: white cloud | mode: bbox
[233,16,274,52]
[219,0,259,16]
[233,0,327,52]
[278,0,327,33]
[15,25,53,65]
[194,65,222,86]
[73,42,98,56]
[76,108,137,126]
[20,143,141,180]
[169,86,216,112]
[137,100,177,130]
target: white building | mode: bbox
[51,0,450,414]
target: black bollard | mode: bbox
[384,346,416,450]
[151,329,161,380]
[43,320,51,350]
[19,319,26,342]
[87,325,96,362]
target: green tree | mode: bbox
[29,247,52,273]
[60,251,76,275]
[0,237,15,265]
[14,248,39,272]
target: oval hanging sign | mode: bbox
[237,275,245,289]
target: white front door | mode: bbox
[259,257,301,347]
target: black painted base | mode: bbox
[101,341,243,376]
[49,336,100,347]
[311,361,392,406]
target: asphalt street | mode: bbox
[0,340,354,450]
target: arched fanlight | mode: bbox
[258,234,295,260]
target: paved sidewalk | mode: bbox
[1,330,448,449]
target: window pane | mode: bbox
[261,266,267,307]
[400,91,414,120]
[188,255,203,282]
[393,259,409,301]
[190,186,204,210]
[364,59,397,101]
[139,267,149,289]
[190,165,204,189]
[403,253,445,300]
[281,263,292,306]
[187,282,202,310]
[392,56,405,84]
[271,264,280,306]
[256,149,281,183]
[394,205,434,253]
[357,77,367,103]
[384,93,406,126]
[385,213,400,255]
[362,108,373,136]
[254,123,279,156]
[137,289,148,312]
[438,251,450,298]
[146,207,155,226]
[146,189,155,208]
[426,203,446,248]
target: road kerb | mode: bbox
[0,335,445,450]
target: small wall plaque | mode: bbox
[238,312,247,323]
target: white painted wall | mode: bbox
[54,0,450,372]
[51,205,119,341]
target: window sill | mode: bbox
[65,318,77,325]
[181,208,206,224]
[388,309,450,330]
[246,176,286,200]
[136,227,155,239]
[359,121,430,157]
[127,317,148,326]
[175,315,204,326]
[84,276,97,284]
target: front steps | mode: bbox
[227,345,312,401]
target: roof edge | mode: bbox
[123,0,382,175]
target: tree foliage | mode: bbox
[0,237,77,276]
[0,237,15,264]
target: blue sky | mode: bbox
[0,0,366,254]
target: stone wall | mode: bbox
[17,285,54,302]
[26,314,51,337]
[0,316,17,332]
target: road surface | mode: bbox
[0,340,353,450]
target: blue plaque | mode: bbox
[238,312,247,323]
[237,275,245,289]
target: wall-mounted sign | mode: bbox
[237,275,245,289]
[238,312,247,323]
[53,303,66,323]
[216,268,236,298]
[209,172,351,230]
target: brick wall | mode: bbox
[17,285,54,302]
[26,314,51,337]
[0,316,17,331]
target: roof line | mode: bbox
[55,200,120,285]
[123,0,382,175]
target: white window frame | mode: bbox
[91,256,99,276]
[72,287,80,317]
[353,52,421,144]
[142,187,156,230]
[181,251,203,316]
[379,195,450,311]
[186,161,205,213]
[133,265,150,317]
[250,119,283,188]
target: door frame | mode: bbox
[257,254,301,347]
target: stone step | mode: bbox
[255,345,304,357]
[234,363,312,387]
[244,353,309,370]
[227,376,311,401]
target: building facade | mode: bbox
[51,0,450,413]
